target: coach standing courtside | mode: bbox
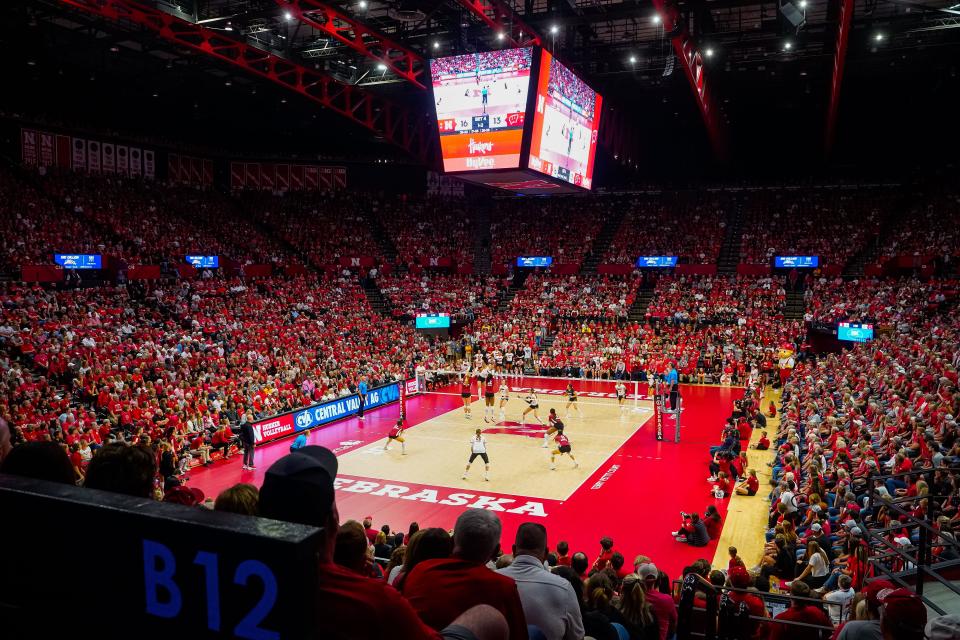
[239,417,256,470]
[357,376,368,420]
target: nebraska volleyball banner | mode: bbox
[19,127,155,177]
[252,382,402,445]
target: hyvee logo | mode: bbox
[468,138,493,155]
[466,157,495,169]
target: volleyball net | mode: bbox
[418,370,651,412]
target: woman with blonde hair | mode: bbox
[791,540,830,589]
[610,573,659,639]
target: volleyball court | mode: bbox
[334,371,654,501]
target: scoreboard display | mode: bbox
[636,256,678,268]
[527,50,603,190]
[430,49,533,172]
[775,256,819,268]
[55,254,101,269]
[186,255,219,268]
[838,322,874,343]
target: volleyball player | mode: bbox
[482,369,497,422]
[519,388,544,425]
[504,349,514,376]
[498,379,510,420]
[615,381,627,412]
[542,409,564,449]
[460,372,473,419]
[462,428,490,481]
[550,431,578,471]
[493,349,503,374]
[382,419,406,455]
[564,382,581,418]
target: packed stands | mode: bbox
[489,198,606,268]
[804,276,958,326]
[602,193,728,265]
[645,275,787,323]
[738,188,886,266]
[376,197,476,267]
[377,273,503,321]
[879,187,960,260]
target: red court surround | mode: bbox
[188,380,743,578]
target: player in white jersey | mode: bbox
[462,429,490,481]
[498,380,510,420]
[493,350,503,373]
[519,389,544,425]
[504,350,514,376]
[616,381,627,411]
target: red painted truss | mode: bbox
[651,0,726,160]
[57,0,436,163]
[278,0,427,89]
[825,0,854,154]
[455,0,541,48]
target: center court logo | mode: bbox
[481,420,548,439]
[468,138,493,155]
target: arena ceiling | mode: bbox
[3,0,959,178]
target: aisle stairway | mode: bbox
[362,278,392,318]
[581,209,625,275]
[716,198,745,276]
[784,285,806,320]
[473,203,492,275]
[628,279,656,322]
[367,215,400,269]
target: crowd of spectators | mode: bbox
[489,199,605,268]
[645,276,787,324]
[376,197,476,267]
[547,57,596,119]
[378,273,504,322]
[430,48,533,79]
[738,189,886,266]
[879,187,960,260]
[602,194,727,265]
[244,191,383,267]
[804,276,957,327]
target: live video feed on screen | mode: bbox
[528,50,603,189]
[430,48,533,172]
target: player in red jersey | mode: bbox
[550,432,578,470]
[542,409,564,449]
[382,419,406,455]
[460,372,473,419]
[481,369,497,422]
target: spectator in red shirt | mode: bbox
[401,509,529,640]
[363,516,378,545]
[590,537,616,574]
[768,581,831,640]
[257,446,507,640]
[737,470,761,496]
[555,540,571,567]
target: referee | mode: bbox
[666,363,680,412]
[462,429,490,481]
[357,376,368,420]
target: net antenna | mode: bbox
[425,369,647,412]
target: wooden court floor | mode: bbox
[335,395,654,501]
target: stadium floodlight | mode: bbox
[652,14,661,24]
[359,0,367,8]
[432,41,439,49]
[799,0,808,7]
[550,25,559,34]
[784,40,793,50]
[705,47,715,57]
[629,55,637,64]
[497,32,505,40]
[377,63,387,71]
[874,32,884,41]
[283,11,293,21]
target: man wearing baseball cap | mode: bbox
[258,446,507,640]
[638,563,678,640]
[837,579,895,640]
[880,588,927,640]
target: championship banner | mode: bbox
[21,129,38,167]
[143,149,155,180]
[72,138,86,170]
[101,143,115,174]
[87,141,101,173]
[129,147,142,177]
[116,146,129,176]
[39,132,54,168]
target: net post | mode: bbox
[654,378,663,441]
[632,379,639,411]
